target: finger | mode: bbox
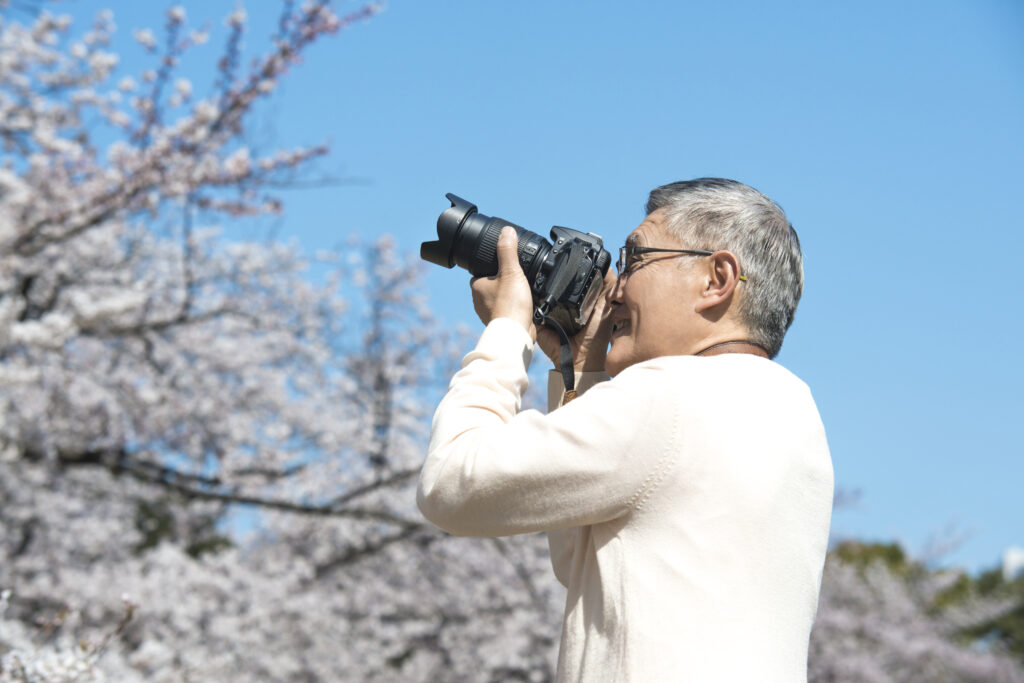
[470,276,498,296]
[536,328,561,359]
[602,266,618,288]
[496,226,521,277]
[536,327,557,344]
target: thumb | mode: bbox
[496,226,522,277]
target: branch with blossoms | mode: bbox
[53,445,426,525]
[2,1,381,259]
[0,3,465,536]
[0,588,136,682]
[0,6,569,682]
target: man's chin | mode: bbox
[605,345,629,377]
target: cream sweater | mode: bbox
[417,318,834,682]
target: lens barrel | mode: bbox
[421,193,552,282]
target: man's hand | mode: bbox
[470,226,616,372]
[536,268,616,373]
[470,227,537,342]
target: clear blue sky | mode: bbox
[59,0,1023,573]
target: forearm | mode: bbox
[417,318,533,535]
[418,323,665,537]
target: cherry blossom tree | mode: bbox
[0,3,562,680]
[809,542,1024,682]
[2,2,1022,682]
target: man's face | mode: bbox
[605,209,704,376]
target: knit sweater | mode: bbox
[417,318,834,682]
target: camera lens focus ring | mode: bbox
[468,219,501,276]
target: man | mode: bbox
[417,178,833,681]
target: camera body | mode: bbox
[421,193,611,334]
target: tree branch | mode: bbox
[314,523,425,579]
[40,446,424,525]
[489,537,549,615]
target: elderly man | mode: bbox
[417,178,833,681]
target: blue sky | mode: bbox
[57,0,1023,572]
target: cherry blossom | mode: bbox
[0,2,1020,681]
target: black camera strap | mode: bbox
[533,307,577,401]
[532,238,587,401]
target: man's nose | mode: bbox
[607,276,623,305]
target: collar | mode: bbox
[694,340,771,359]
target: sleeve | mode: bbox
[547,527,578,588]
[545,367,609,587]
[417,317,679,538]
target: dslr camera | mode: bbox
[421,193,611,334]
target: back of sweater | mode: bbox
[549,355,833,682]
[418,319,834,682]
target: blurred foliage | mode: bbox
[836,540,1024,664]
[950,568,1024,663]
[134,500,233,558]
[835,541,911,575]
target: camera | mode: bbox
[421,193,611,334]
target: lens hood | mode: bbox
[421,193,476,269]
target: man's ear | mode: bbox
[694,251,742,314]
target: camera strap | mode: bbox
[533,239,588,401]
[533,308,578,401]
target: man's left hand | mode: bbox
[470,227,537,342]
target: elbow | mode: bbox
[417,431,514,537]
[416,474,477,537]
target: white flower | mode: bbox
[10,313,76,349]
[118,76,137,92]
[168,6,186,24]
[223,147,251,176]
[133,28,157,50]
[70,290,147,324]
[228,8,247,27]
[193,100,219,123]
[89,51,119,72]
[175,78,192,99]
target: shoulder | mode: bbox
[608,355,818,420]
[612,354,810,392]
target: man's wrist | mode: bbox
[573,357,606,373]
[542,348,604,373]
[492,313,537,343]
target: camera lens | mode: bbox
[421,194,552,283]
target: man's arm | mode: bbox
[416,317,676,537]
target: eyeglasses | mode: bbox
[616,246,748,281]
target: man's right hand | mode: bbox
[537,269,617,373]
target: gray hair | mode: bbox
[645,178,803,358]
